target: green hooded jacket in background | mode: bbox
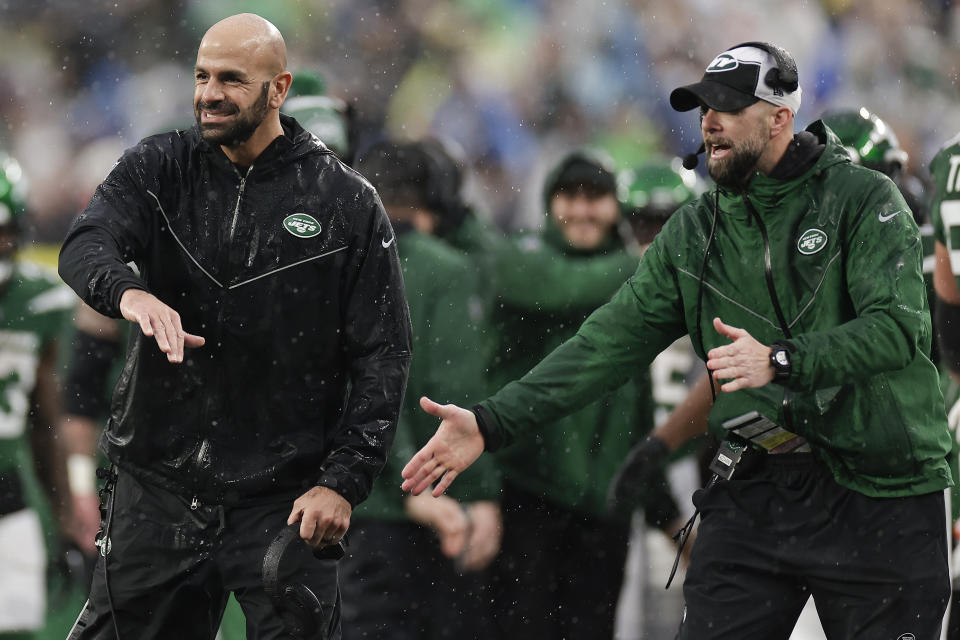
[481,122,953,499]
[356,230,500,520]
[486,183,656,520]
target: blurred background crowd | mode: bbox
[3,0,960,244]
[3,1,960,639]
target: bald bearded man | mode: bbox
[59,14,412,640]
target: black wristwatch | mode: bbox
[769,343,793,384]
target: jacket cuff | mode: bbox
[472,404,504,452]
[110,281,149,318]
[316,471,361,507]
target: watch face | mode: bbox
[775,350,790,366]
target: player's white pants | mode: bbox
[0,508,46,632]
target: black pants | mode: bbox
[678,453,950,640]
[67,470,341,640]
[340,518,496,640]
[490,483,630,640]
[948,578,960,639]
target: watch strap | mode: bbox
[769,340,795,384]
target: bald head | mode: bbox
[199,13,287,77]
[193,13,293,165]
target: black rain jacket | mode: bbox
[58,115,412,507]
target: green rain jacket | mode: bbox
[480,122,953,499]
[357,230,499,520]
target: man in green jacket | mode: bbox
[340,140,501,640]
[403,42,953,638]
[476,149,679,639]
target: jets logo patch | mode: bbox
[283,213,321,238]
[797,228,828,255]
[706,54,739,73]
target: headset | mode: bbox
[730,41,799,94]
[262,524,344,640]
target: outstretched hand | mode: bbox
[120,289,205,363]
[401,396,485,497]
[706,317,774,391]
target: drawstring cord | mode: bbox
[665,474,718,589]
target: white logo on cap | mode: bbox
[706,54,739,72]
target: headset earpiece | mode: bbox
[764,68,785,92]
[280,584,322,638]
[731,41,799,93]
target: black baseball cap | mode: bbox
[670,44,801,114]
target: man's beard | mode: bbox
[195,82,270,147]
[706,128,767,189]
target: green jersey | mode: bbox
[927,135,960,520]
[929,135,960,289]
[0,262,74,474]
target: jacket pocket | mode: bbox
[796,376,913,477]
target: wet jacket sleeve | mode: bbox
[787,177,930,391]
[373,411,418,498]
[58,146,152,317]
[317,198,413,507]
[479,243,686,448]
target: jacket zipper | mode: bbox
[228,166,252,245]
[742,195,795,431]
[195,165,252,502]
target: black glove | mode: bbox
[606,435,669,515]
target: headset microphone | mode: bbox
[682,143,706,170]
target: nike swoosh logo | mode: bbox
[878,210,904,222]
[381,236,395,248]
